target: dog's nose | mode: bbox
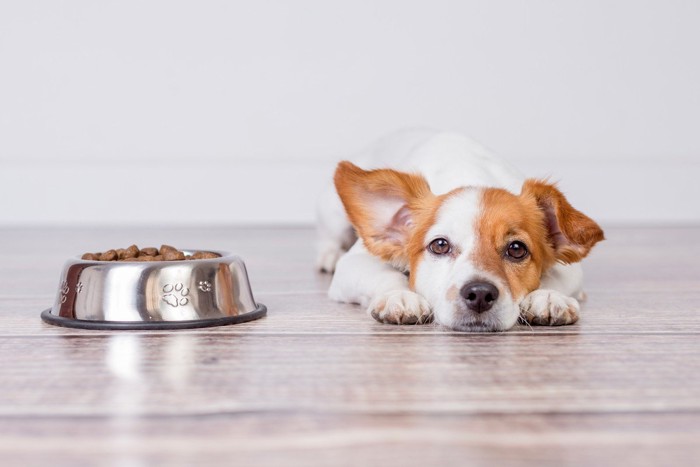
[460,281,499,313]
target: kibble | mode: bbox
[160,244,177,254]
[124,244,139,259]
[140,247,158,257]
[99,250,118,261]
[81,245,221,262]
[162,250,185,261]
[192,251,221,260]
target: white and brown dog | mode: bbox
[316,129,604,331]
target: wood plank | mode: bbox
[1,226,699,337]
[2,286,700,337]
[1,225,699,298]
[1,412,699,467]
[0,333,698,417]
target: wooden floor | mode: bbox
[1,226,699,466]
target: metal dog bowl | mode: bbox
[41,250,266,330]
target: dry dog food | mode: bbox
[81,245,220,262]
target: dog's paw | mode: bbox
[316,243,345,273]
[519,289,579,326]
[368,290,432,325]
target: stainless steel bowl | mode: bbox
[41,250,266,330]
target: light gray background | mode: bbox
[1,1,698,226]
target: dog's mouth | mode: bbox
[450,318,504,332]
[442,303,518,332]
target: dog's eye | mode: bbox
[428,238,451,255]
[505,241,529,261]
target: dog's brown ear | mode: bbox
[334,161,434,269]
[521,179,605,263]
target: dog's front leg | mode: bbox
[328,242,432,325]
[519,263,584,326]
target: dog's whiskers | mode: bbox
[518,314,534,332]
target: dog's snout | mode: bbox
[460,281,499,313]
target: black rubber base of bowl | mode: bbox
[40,304,267,330]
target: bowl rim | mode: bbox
[41,303,267,330]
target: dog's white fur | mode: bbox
[317,129,595,331]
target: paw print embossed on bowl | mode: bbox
[162,283,190,308]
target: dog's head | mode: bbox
[334,161,604,331]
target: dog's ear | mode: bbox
[334,161,434,269]
[521,179,605,263]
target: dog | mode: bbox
[316,129,604,331]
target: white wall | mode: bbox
[1,0,699,225]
